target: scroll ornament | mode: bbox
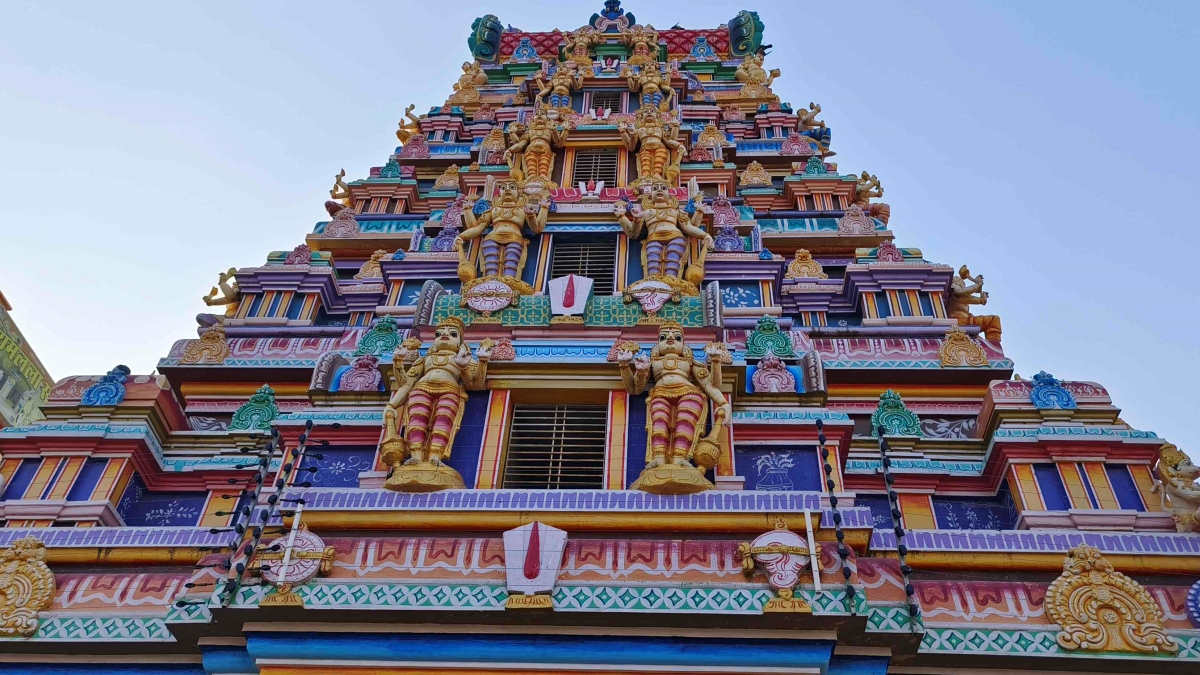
[1045,545,1177,654]
[0,536,55,637]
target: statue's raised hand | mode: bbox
[612,202,627,218]
[633,353,651,371]
[616,348,635,365]
[452,346,472,370]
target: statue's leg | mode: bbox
[670,392,706,465]
[502,242,524,279]
[426,391,464,464]
[663,237,687,279]
[647,396,673,468]
[402,389,434,463]
[644,241,665,277]
[982,316,1002,341]
[480,239,501,277]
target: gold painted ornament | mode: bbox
[0,536,55,637]
[938,325,989,367]
[181,322,230,365]
[1045,545,1177,654]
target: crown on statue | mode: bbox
[438,316,467,333]
[657,320,684,335]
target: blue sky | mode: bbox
[1,1,1197,448]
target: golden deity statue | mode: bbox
[535,61,583,112]
[615,324,731,494]
[948,265,1002,341]
[201,268,240,317]
[619,104,684,187]
[503,107,569,187]
[620,24,660,67]
[735,52,780,100]
[562,27,599,68]
[448,60,489,105]
[854,171,883,206]
[614,181,712,295]
[797,102,825,131]
[329,168,351,206]
[624,64,674,111]
[1153,443,1200,532]
[381,317,490,492]
[395,104,421,143]
[455,180,550,294]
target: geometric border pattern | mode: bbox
[866,603,923,633]
[34,617,174,641]
[921,628,1200,660]
[299,583,508,610]
[553,585,771,613]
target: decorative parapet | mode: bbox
[870,529,1200,557]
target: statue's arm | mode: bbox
[618,359,649,395]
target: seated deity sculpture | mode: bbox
[380,317,490,491]
[948,265,1002,340]
[615,323,731,493]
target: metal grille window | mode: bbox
[502,405,608,489]
[550,239,617,295]
[590,91,623,113]
[571,148,618,186]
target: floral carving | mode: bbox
[354,250,389,280]
[1046,545,1177,654]
[323,201,360,238]
[433,165,461,191]
[779,132,815,156]
[938,326,989,367]
[284,244,312,265]
[710,195,740,228]
[745,315,793,359]
[181,323,229,365]
[489,337,516,361]
[229,384,279,431]
[398,133,430,159]
[79,365,131,406]
[337,355,382,392]
[837,204,875,235]
[871,389,921,437]
[875,240,904,263]
[752,353,796,394]
[0,536,55,637]
[354,316,402,357]
[738,161,772,187]
[784,249,826,280]
[1030,371,1077,410]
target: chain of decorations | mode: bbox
[876,430,921,632]
[815,419,855,615]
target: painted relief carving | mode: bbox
[0,536,55,637]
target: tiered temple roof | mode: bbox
[0,3,1197,673]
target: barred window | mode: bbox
[571,148,619,186]
[549,239,617,295]
[590,91,623,113]
[502,405,608,489]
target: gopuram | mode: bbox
[0,3,1197,674]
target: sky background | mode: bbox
[1,1,1197,447]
